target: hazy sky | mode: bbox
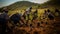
[0,0,48,8]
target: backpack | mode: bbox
[10,13,21,21]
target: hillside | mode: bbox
[42,0,60,8]
[6,1,40,11]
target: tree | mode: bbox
[48,0,60,5]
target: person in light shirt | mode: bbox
[25,7,32,20]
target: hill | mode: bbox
[41,0,60,9]
[6,1,40,11]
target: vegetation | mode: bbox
[6,1,40,11]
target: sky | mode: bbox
[0,0,48,8]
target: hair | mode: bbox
[44,10,47,13]
[47,9,50,12]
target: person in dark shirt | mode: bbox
[0,9,9,34]
[55,9,60,16]
[32,9,38,20]
[47,9,54,20]
[23,12,26,20]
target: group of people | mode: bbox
[0,7,60,34]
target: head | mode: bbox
[30,7,32,9]
[3,7,8,13]
[44,10,47,13]
[55,8,59,11]
[47,9,50,12]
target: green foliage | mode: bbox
[40,0,60,9]
[44,0,60,5]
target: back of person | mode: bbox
[0,7,10,34]
[22,12,26,20]
[55,9,60,16]
[32,10,38,20]
[43,10,48,19]
[10,13,21,25]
